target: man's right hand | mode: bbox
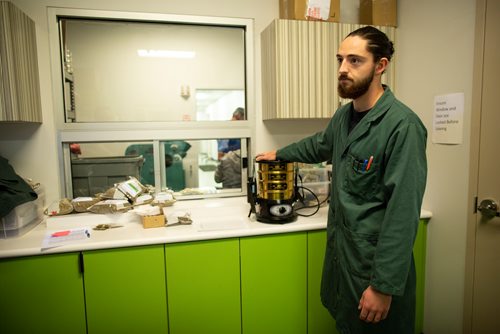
[255,150,277,161]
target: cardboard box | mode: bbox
[142,214,166,229]
[359,0,397,27]
[279,0,340,22]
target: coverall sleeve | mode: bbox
[370,119,427,296]
[276,118,335,163]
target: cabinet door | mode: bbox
[308,230,338,334]
[0,2,42,122]
[240,232,307,334]
[165,238,241,334]
[83,245,168,334]
[261,19,395,120]
[414,219,429,334]
[0,253,86,334]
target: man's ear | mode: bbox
[376,57,389,74]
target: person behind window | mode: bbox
[214,148,241,189]
[218,107,245,160]
[256,26,427,334]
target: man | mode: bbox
[256,26,427,333]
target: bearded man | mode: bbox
[256,26,427,334]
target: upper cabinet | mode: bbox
[261,19,395,120]
[0,1,42,123]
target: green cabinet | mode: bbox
[83,245,168,334]
[414,219,429,334]
[165,238,241,334]
[0,253,86,334]
[0,221,428,334]
[240,232,307,334]
[307,230,338,334]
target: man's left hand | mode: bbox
[358,285,392,323]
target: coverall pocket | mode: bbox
[342,228,378,280]
[343,154,380,199]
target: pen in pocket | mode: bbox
[365,156,374,171]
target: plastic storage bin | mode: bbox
[1,185,45,238]
[71,155,144,197]
[297,167,331,205]
[298,181,330,204]
[297,167,329,183]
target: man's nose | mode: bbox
[338,59,348,74]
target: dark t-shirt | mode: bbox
[348,105,371,134]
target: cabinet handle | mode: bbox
[78,252,85,274]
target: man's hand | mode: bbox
[358,285,392,323]
[255,150,277,161]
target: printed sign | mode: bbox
[432,93,464,144]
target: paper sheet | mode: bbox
[42,227,91,250]
[432,92,464,144]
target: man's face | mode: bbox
[336,36,377,100]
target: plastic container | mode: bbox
[71,155,144,197]
[297,167,329,183]
[297,181,330,205]
[1,185,45,238]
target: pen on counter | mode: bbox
[366,156,374,171]
[51,230,70,237]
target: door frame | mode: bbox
[463,0,486,332]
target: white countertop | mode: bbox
[0,197,432,259]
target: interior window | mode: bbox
[60,19,246,123]
[50,9,255,200]
[68,139,247,198]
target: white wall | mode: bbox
[397,1,475,333]
[0,0,476,332]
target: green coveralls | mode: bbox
[277,87,427,334]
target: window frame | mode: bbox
[48,8,255,199]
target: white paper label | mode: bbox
[307,0,331,21]
[432,93,464,144]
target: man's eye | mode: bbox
[351,58,360,64]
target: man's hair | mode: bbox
[346,26,395,62]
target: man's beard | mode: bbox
[337,67,375,99]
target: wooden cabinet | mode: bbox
[82,245,168,334]
[0,1,42,122]
[261,19,395,119]
[0,253,86,334]
[240,232,307,334]
[165,238,241,334]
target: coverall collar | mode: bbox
[341,85,395,156]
